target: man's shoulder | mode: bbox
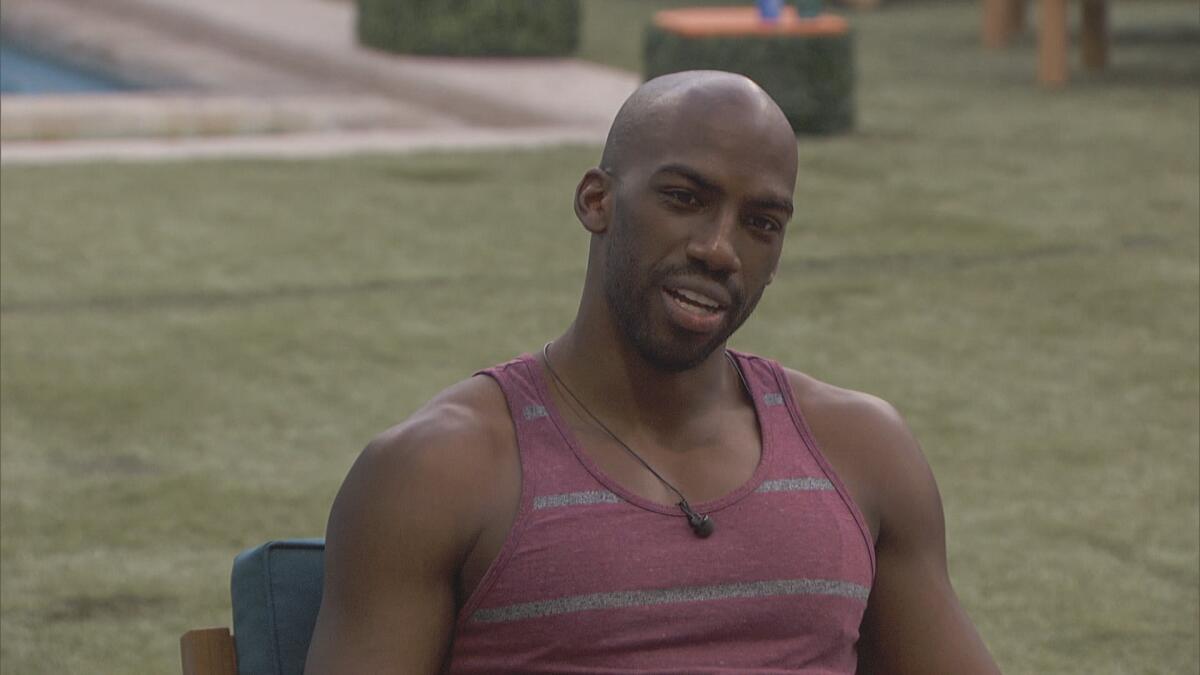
[358,374,516,491]
[314,371,522,665]
[772,364,927,537]
[776,365,910,438]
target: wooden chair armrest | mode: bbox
[181,627,237,675]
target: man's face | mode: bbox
[600,107,796,372]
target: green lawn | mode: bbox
[2,1,1198,673]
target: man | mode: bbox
[305,71,1001,673]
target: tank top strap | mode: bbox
[474,353,610,508]
[727,349,877,576]
[726,349,792,411]
[726,349,809,479]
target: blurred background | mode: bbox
[1,0,1198,672]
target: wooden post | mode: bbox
[984,0,1028,48]
[1006,0,1028,34]
[1081,0,1109,70]
[180,628,237,675]
[983,0,1012,47]
[1038,0,1069,86]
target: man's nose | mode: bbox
[685,208,741,274]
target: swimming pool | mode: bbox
[1,43,138,94]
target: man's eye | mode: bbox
[748,216,782,233]
[663,190,700,207]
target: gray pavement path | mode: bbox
[1,126,612,163]
[1,0,639,163]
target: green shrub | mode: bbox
[643,25,855,135]
[357,0,581,57]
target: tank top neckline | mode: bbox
[521,350,776,517]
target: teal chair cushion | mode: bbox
[231,539,325,675]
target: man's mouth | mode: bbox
[664,287,723,313]
[660,283,731,335]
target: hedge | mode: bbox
[643,25,856,135]
[357,0,580,57]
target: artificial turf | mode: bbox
[2,1,1198,672]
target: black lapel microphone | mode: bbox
[679,500,715,538]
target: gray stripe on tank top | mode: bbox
[532,490,621,510]
[756,477,834,493]
[763,392,785,406]
[522,405,548,420]
[471,578,870,624]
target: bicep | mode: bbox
[304,440,466,674]
[857,529,996,674]
[856,421,999,675]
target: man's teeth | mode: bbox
[672,288,721,311]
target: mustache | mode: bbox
[652,261,744,306]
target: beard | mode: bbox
[602,222,766,373]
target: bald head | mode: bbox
[569,72,797,370]
[600,71,796,178]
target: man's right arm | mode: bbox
[304,379,513,674]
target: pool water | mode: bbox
[1,43,137,94]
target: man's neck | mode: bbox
[547,318,739,444]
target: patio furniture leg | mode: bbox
[1081,0,1109,69]
[983,0,1015,47]
[1039,0,1069,86]
[1007,0,1028,34]
[984,0,1028,47]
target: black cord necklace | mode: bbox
[542,342,731,539]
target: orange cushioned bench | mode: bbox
[652,5,850,37]
[645,6,856,134]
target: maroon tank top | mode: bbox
[446,351,875,674]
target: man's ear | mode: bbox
[574,168,612,234]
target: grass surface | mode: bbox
[3,1,1199,673]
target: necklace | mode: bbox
[542,341,739,539]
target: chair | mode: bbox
[181,539,325,675]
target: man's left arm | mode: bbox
[854,405,1001,674]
